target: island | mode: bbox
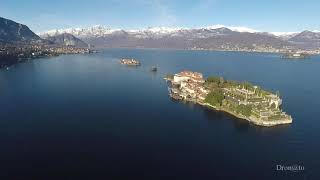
[165,71,293,127]
[119,58,141,66]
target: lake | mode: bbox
[0,49,319,179]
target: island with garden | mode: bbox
[165,71,293,127]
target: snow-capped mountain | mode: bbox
[289,30,320,42]
[287,30,320,48]
[38,25,320,50]
[39,25,120,39]
[40,24,316,40]
[39,25,260,39]
[206,25,259,33]
[270,32,299,40]
[137,27,186,34]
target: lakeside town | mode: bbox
[0,44,93,68]
[189,45,320,57]
[165,71,293,126]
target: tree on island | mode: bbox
[205,90,224,107]
[206,76,226,88]
[236,104,253,117]
[206,76,221,84]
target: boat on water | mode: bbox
[151,66,157,72]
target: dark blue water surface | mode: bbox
[0,49,319,179]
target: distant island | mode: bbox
[119,58,141,66]
[165,71,293,127]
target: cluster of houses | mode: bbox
[0,45,93,68]
[50,46,91,54]
[120,58,141,66]
[170,71,209,102]
[0,45,91,58]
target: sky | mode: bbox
[1,0,319,33]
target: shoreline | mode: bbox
[170,93,292,127]
[98,47,320,56]
[0,47,96,69]
[198,101,292,127]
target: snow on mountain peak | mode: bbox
[228,26,259,33]
[270,32,299,36]
[40,24,261,39]
[268,32,300,40]
[39,25,319,41]
[39,25,119,38]
[206,24,226,30]
[143,26,185,33]
[206,24,259,33]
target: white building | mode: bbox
[173,71,205,84]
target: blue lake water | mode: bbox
[0,49,319,179]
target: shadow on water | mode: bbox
[202,106,251,132]
[171,99,292,134]
[254,123,292,133]
[169,97,251,132]
[202,106,292,133]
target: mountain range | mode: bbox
[1,16,320,51]
[39,25,320,50]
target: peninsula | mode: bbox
[165,71,293,127]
